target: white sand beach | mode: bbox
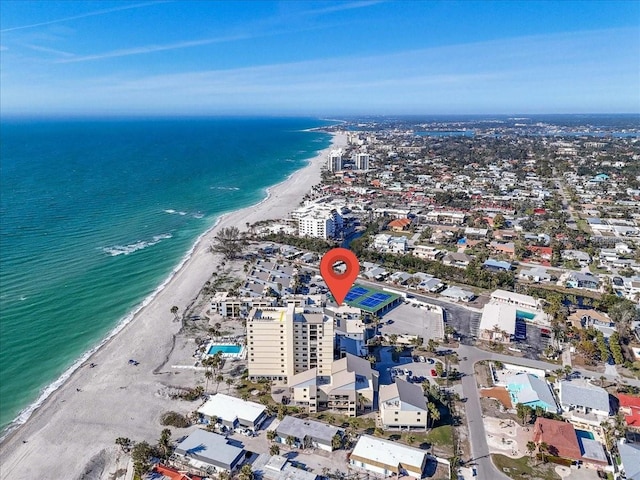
[0,132,346,480]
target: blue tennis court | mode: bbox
[341,284,401,314]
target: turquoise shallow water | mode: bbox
[0,117,331,432]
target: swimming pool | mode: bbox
[207,344,242,355]
[576,429,595,440]
[516,310,536,320]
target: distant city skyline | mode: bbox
[1,0,639,116]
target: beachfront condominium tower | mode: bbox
[354,152,370,171]
[327,148,343,172]
[247,304,334,382]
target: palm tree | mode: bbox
[526,440,536,460]
[225,377,233,392]
[204,370,213,393]
[332,433,343,450]
[427,402,440,428]
[286,435,296,448]
[158,428,172,460]
[215,374,224,393]
[266,430,277,442]
[238,464,254,480]
[270,444,280,456]
[357,393,368,412]
[537,442,549,464]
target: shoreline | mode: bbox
[0,130,346,479]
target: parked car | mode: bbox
[427,358,435,364]
[403,368,411,376]
[431,369,437,377]
[419,356,426,362]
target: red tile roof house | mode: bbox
[617,393,640,429]
[527,246,553,261]
[388,218,412,232]
[533,418,582,461]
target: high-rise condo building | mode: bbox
[327,148,343,172]
[247,304,334,382]
[354,153,370,171]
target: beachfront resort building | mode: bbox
[247,304,334,382]
[328,148,343,172]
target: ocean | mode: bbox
[0,117,332,433]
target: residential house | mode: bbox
[349,435,433,479]
[519,266,551,283]
[172,429,245,476]
[617,393,640,430]
[388,218,412,231]
[274,415,342,452]
[442,252,471,268]
[505,373,558,413]
[483,258,513,272]
[379,378,429,430]
[440,286,475,302]
[251,454,319,480]
[560,271,600,291]
[618,440,640,480]
[558,380,611,418]
[412,245,444,261]
[490,241,516,258]
[561,250,591,266]
[532,418,582,461]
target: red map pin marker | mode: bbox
[320,248,360,305]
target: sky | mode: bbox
[1,0,639,116]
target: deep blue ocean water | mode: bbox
[0,117,331,433]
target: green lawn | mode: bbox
[492,455,561,480]
[425,425,453,447]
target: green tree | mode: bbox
[115,437,131,453]
[286,435,296,447]
[331,433,343,450]
[238,464,254,480]
[270,444,280,456]
[131,441,153,476]
[158,428,172,460]
[428,402,440,428]
[538,441,549,464]
[493,213,506,229]
[610,332,624,364]
[435,362,444,377]
[266,429,277,442]
[526,440,536,459]
[210,226,246,260]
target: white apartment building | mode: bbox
[298,208,343,239]
[328,148,343,172]
[354,152,370,171]
[247,305,334,382]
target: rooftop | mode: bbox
[559,380,610,414]
[350,435,427,471]
[197,393,266,424]
[174,429,244,470]
[275,416,342,445]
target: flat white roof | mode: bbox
[491,289,539,309]
[198,393,265,424]
[351,435,426,470]
[480,304,517,335]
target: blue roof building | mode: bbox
[505,373,558,413]
[483,259,512,272]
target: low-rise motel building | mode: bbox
[349,435,450,479]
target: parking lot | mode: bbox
[379,302,444,342]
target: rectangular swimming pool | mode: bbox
[516,310,536,320]
[207,344,242,355]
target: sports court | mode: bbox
[341,284,402,316]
